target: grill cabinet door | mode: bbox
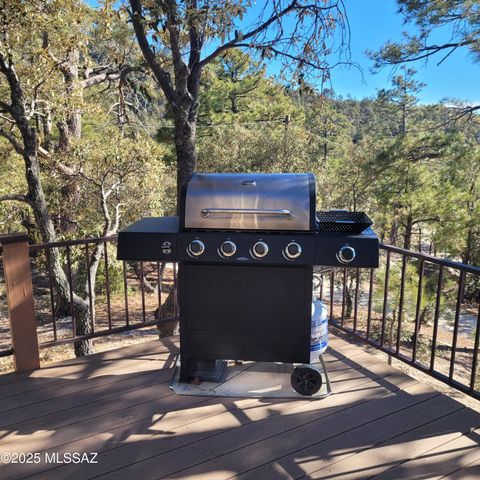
[180,264,312,364]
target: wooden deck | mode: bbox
[0,331,479,480]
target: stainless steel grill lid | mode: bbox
[181,173,316,231]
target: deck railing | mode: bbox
[1,233,479,399]
[322,244,480,400]
[0,233,179,371]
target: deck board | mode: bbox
[0,330,478,480]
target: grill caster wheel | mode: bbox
[291,365,322,396]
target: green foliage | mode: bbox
[370,1,480,68]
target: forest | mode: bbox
[0,1,479,358]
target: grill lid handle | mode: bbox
[200,208,294,220]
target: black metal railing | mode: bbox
[323,244,480,400]
[30,236,179,349]
[1,237,479,401]
[0,236,179,363]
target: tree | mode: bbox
[376,66,425,136]
[0,0,164,356]
[127,0,349,202]
[434,136,480,265]
[370,0,480,120]
[301,88,352,164]
[199,50,299,126]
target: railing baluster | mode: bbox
[122,260,129,326]
[366,268,373,340]
[140,261,146,323]
[341,268,347,326]
[353,268,359,333]
[412,259,425,363]
[319,273,324,301]
[396,255,407,355]
[66,245,75,337]
[470,302,480,393]
[329,269,335,322]
[85,243,94,333]
[449,270,466,382]
[104,242,112,330]
[46,248,57,342]
[430,265,444,372]
[380,251,391,346]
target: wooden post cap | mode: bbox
[0,232,29,245]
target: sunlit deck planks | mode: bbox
[0,331,479,480]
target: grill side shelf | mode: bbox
[117,216,179,261]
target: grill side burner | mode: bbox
[117,173,379,386]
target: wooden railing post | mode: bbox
[0,233,40,372]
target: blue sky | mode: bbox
[329,0,479,104]
[87,0,478,104]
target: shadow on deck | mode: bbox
[0,331,479,480]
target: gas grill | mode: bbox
[117,172,379,395]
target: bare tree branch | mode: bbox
[0,127,24,154]
[0,193,30,204]
[80,66,142,89]
[199,0,299,68]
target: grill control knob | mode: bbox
[220,240,236,257]
[338,245,356,264]
[252,241,269,258]
[188,239,205,257]
[284,242,302,260]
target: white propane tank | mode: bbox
[310,299,328,363]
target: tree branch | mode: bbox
[373,39,478,67]
[0,193,30,204]
[129,0,179,105]
[199,0,299,68]
[80,66,141,89]
[0,127,24,155]
[411,217,439,226]
[0,100,12,113]
[187,0,202,71]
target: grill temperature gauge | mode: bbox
[188,239,205,257]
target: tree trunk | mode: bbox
[54,48,82,233]
[404,213,413,250]
[173,109,197,206]
[345,276,354,319]
[462,227,473,264]
[389,221,398,246]
[64,48,82,140]
[2,47,93,356]
[133,262,162,294]
[20,123,92,355]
